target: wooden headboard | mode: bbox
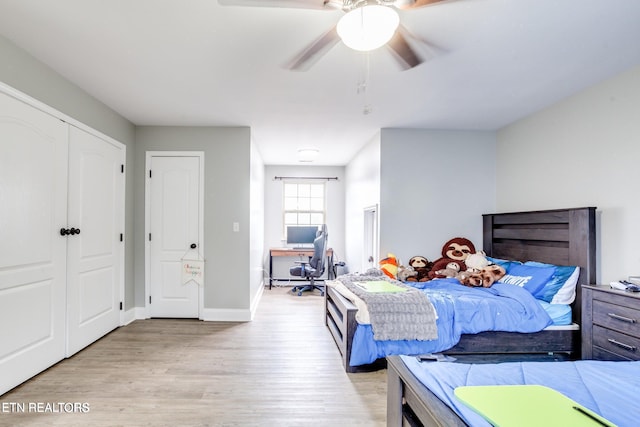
[482,207,596,324]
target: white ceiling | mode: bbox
[0,0,639,165]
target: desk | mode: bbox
[269,247,334,289]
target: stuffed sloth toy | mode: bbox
[428,237,477,279]
[429,258,466,279]
[405,256,433,282]
[434,261,463,278]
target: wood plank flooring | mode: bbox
[0,286,387,427]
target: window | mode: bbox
[283,182,325,232]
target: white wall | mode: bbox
[497,65,640,284]
[344,133,381,273]
[378,129,497,265]
[264,165,346,281]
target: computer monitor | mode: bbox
[286,225,318,246]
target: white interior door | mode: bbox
[65,126,124,356]
[147,154,202,318]
[0,92,68,394]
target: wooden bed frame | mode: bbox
[387,355,467,426]
[324,207,596,373]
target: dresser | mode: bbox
[582,285,640,360]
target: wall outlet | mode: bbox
[233,222,239,232]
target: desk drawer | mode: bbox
[593,325,640,360]
[592,299,640,338]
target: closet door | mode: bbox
[66,126,124,356]
[0,92,68,395]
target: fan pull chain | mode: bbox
[357,51,372,115]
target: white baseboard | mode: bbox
[121,308,137,325]
[129,283,265,322]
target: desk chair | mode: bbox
[290,225,328,296]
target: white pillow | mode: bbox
[550,266,580,305]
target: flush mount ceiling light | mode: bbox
[336,3,400,52]
[297,148,319,163]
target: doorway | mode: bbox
[363,205,379,272]
[145,152,204,318]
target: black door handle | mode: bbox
[60,227,81,236]
[190,243,197,249]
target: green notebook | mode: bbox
[352,280,407,293]
[454,385,616,427]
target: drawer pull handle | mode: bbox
[607,338,637,352]
[607,312,637,323]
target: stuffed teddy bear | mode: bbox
[428,237,476,279]
[464,251,490,273]
[405,255,433,282]
[397,264,418,281]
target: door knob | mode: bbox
[69,227,81,235]
[190,243,197,249]
[60,228,70,236]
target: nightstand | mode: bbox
[582,284,640,360]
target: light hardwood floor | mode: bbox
[0,286,387,427]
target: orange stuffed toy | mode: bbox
[379,253,399,279]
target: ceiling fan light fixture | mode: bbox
[337,5,400,52]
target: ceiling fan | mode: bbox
[218,0,451,71]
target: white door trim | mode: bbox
[144,151,205,319]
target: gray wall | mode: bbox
[134,126,253,312]
[377,129,497,265]
[496,65,640,284]
[0,34,138,310]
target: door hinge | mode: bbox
[149,296,152,304]
[121,164,124,173]
[119,302,123,311]
[148,233,152,241]
[149,170,152,178]
[120,233,123,242]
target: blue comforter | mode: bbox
[349,278,553,366]
[399,357,640,427]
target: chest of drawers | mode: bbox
[582,285,640,360]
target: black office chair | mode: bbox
[290,225,328,296]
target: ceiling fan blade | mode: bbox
[387,26,423,70]
[218,0,339,10]
[395,0,452,10]
[285,26,340,71]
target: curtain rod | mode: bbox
[273,176,339,181]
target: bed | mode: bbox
[386,354,639,427]
[324,207,596,372]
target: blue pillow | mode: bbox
[524,261,580,304]
[486,256,522,274]
[497,264,555,295]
